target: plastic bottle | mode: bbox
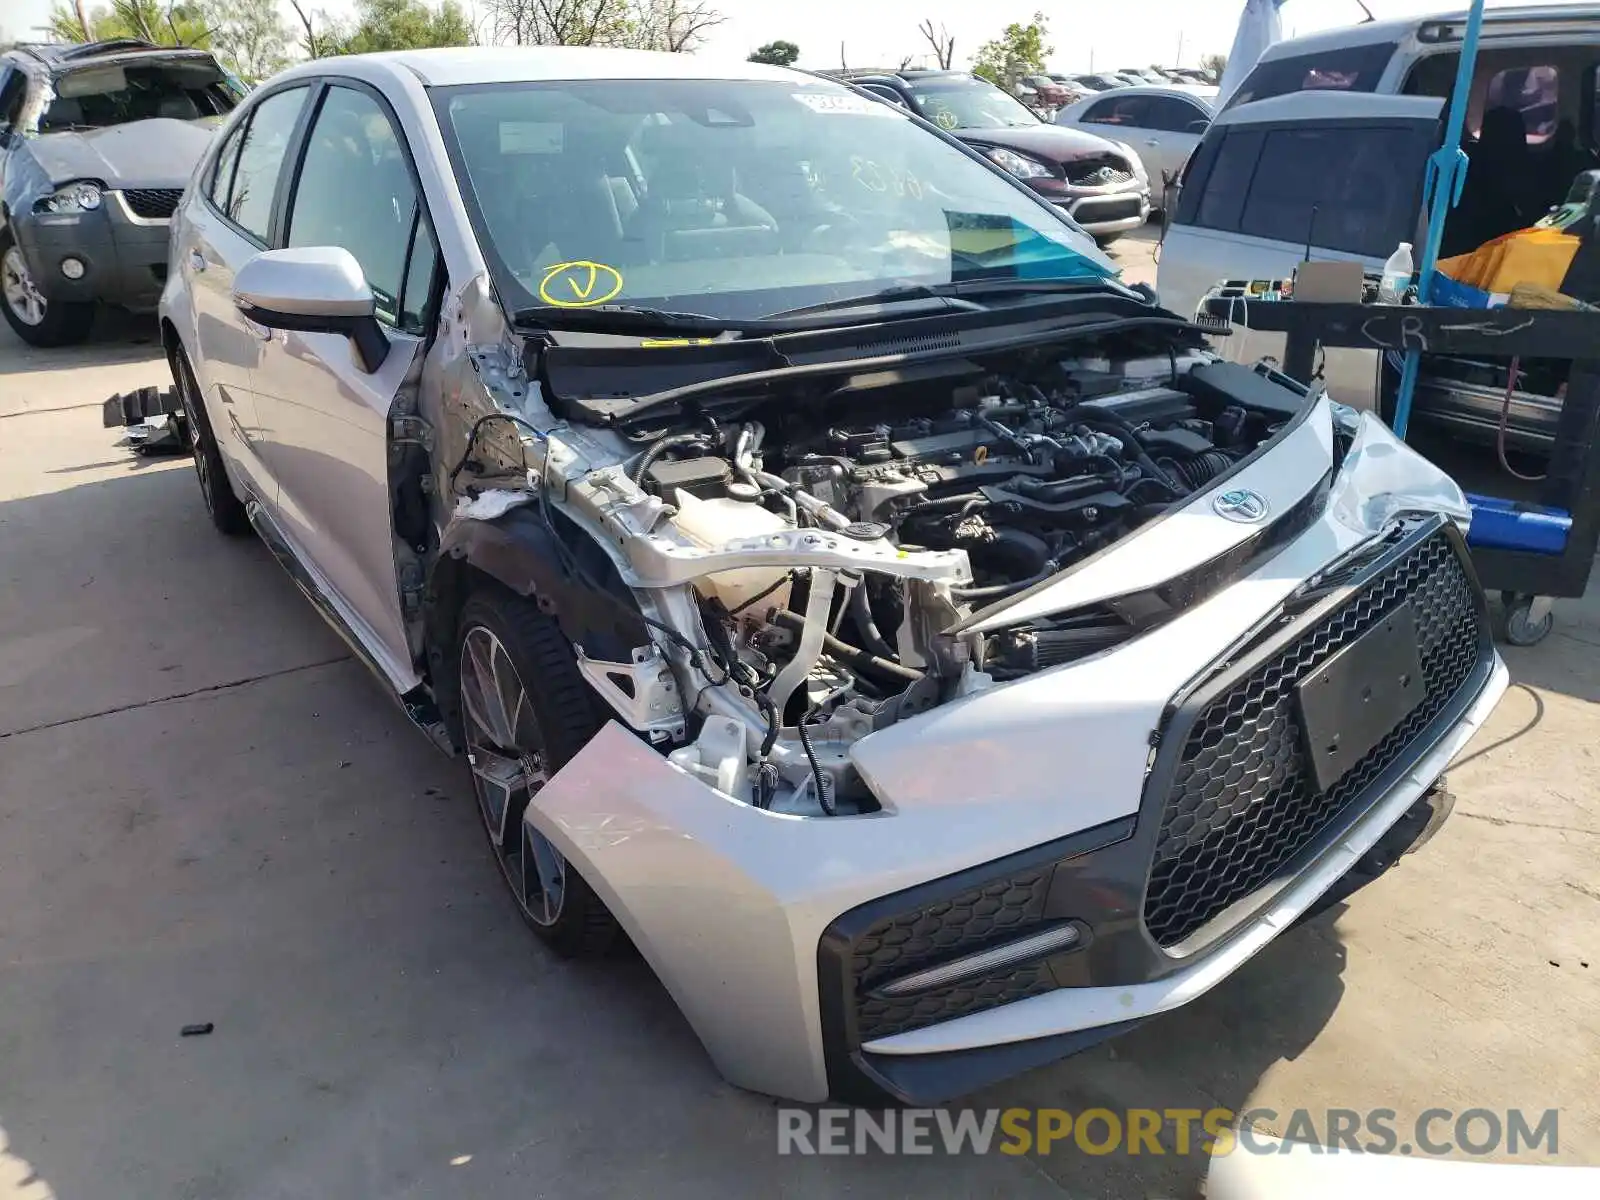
[1379,242,1414,305]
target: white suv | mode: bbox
[1159,4,1600,430]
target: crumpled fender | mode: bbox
[432,504,648,662]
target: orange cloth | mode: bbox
[1438,227,1580,294]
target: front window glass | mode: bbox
[905,77,1040,130]
[435,78,1109,324]
[40,58,241,132]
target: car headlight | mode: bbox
[36,181,103,214]
[1110,142,1149,183]
[985,147,1053,180]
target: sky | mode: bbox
[3,0,1588,74]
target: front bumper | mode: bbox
[528,413,1507,1104]
[14,189,175,310]
[1063,189,1151,235]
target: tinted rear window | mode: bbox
[1224,42,1398,111]
[1174,119,1436,258]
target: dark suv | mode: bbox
[825,70,1151,245]
[0,38,243,345]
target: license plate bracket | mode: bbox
[1296,603,1426,793]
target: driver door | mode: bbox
[248,82,440,690]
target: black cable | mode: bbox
[629,432,710,486]
[797,711,836,816]
[729,571,798,616]
[951,562,1056,601]
[447,411,547,495]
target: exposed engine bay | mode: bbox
[516,342,1312,820]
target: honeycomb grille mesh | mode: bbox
[122,188,183,219]
[851,870,1052,1042]
[1143,532,1485,949]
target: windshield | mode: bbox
[40,58,242,132]
[905,77,1041,131]
[435,78,1111,325]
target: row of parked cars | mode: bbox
[1017,65,1218,113]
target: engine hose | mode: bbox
[769,610,925,685]
[796,713,836,816]
[951,561,1057,601]
[849,583,898,659]
[1066,409,1186,495]
[1165,450,1235,491]
[629,433,708,485]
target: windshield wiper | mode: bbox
[768,276,1138,319]
[512,304,732,334]
[764,286,986,319]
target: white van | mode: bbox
[1158,4,1600,441]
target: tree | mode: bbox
[971,11,1051,90]
[917,17,954,70]
[323,0,474,53]
[486,0,631,47]
[47,0,212,46]
[747,39,798,67]
[203,0,289,81]
[1199,52,1227,80]
[626,0,724,52]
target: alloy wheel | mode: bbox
[459,625,566,926]
[1,246,46,327]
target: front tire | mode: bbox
[0,229,95,347]
[173,345,250,537]
[456,588,620,958]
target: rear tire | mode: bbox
[173,345,250,537]
[0,229,95,347]
[456,587,620,958]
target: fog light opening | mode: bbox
[60,257,86,280]
[873,922,1084,998]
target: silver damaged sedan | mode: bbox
[160,47,1508,1104]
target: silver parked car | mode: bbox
[162,47,1506,1104]
[1056,84,1216,194]
[0,38,243,345]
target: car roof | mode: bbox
[1257,3,1600,64]
[1082,84,1215,108]
[298,46,822,88]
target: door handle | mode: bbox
[188,250,207,273]
[1145,138,1161,146]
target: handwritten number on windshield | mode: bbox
[850,156,923,199]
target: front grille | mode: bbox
[1065,158,1135,187]
[851,868,1054,1041]
[1143,529,1487,949]
[122,188,183,220]
[1074,196,1143,223]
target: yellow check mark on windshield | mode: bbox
[538,261,624,308]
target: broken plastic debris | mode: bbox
[454,489,533,521]
[180,1023,214,1037]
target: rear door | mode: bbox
[249,80,439,689]
[178,83,312,502]
[1157,92,1442,409]
[1136,94,1213,187]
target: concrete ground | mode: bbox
[1,233,1596,1199]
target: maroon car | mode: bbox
[833,69,1152,245]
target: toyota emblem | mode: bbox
[1213,488,1270,523]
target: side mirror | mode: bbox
[1186,119,1210,134]
[232,246,389,374]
